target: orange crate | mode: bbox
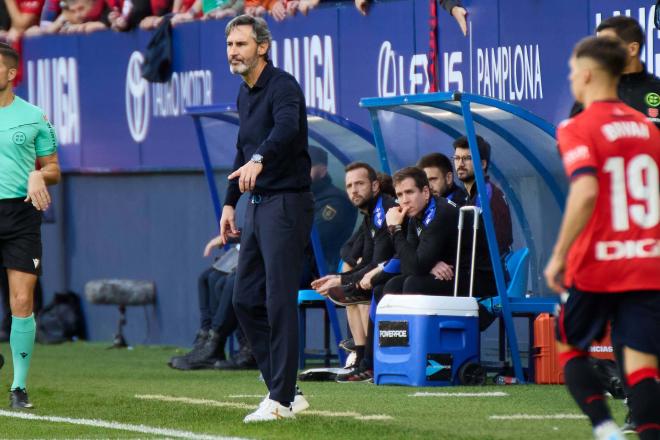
[533,313,615,384]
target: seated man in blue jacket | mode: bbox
[380,166,459,297]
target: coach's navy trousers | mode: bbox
[233,192,314,404]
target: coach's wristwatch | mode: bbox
[250,154,264,164]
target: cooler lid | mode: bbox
[376,294,479,317]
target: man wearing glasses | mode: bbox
[451,135,512,298]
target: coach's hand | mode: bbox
[25,171,51,211]
[544,254,566,294]
[386,206,408,226]
[219,205,240,245]
[430,261,454,281]
[229,161,264,193]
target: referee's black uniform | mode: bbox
[227,61,313,405]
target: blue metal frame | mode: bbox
[460,99,525,382]
[360,92,565,383]
[192,116,223,223]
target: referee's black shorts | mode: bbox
[556,286,660,357]
[0,198,42,276]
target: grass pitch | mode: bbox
[0,342,628,439]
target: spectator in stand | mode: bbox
[1,0,44,42]
[107,0,155,31]
[138,0,173,30]
[244,0,289,22]
[34,0,109,34]
[294,0,467,35]
[204,0,244,20]
[0,1,10,41]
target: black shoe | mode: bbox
[621,408,637,435]
[327,286,371,306]
[168,329,209,367]
[0,353,4,370]
[339,338,356,353]
[10,388,33,409]
[172,355,220,371]
[186,330,226,364]
[335,367,359,382]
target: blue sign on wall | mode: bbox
[16,0,660,172]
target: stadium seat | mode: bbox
[297,289,337,369]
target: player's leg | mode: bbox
[622,348,659,440]
[7,268,37,409]
[615,291,660,440]
[555,289,620,437]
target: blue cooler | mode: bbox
[374,294,480,386]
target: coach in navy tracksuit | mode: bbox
[220,15,313,422]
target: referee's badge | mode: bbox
[12,131,26,146]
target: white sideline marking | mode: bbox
[137,394,392,421]
[411,392,509,397]
[355,415,394,421]
[136,394,252,409]
[489,414,587,420]
[0,409,248,440]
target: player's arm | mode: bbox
[544,175,598,292]
[26,153,60,211]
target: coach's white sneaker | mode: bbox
[593,420,625,440]
[292,392,309,414]
[243,399,295,423]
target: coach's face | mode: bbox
[0,55,17,92]
[395,178,430,218]
[226,25,267,76]
[345,168,377,209]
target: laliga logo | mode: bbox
[125,51,150,143]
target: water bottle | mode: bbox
[494,375,518,385]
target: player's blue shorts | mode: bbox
[555,287,660,357]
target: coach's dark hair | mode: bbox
[574,36,627,78]
[417,152,454,176]
[453,135,491,171]
[377,172,396,197]
[0,42,19,70]
[392,167,430,192]
[225,14,272,61]
[596,15,645,53]
[345,162,378,182]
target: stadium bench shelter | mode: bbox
[360,92,566,382]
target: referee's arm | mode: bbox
[26,153,60,211]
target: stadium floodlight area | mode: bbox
[360,92,567,383]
